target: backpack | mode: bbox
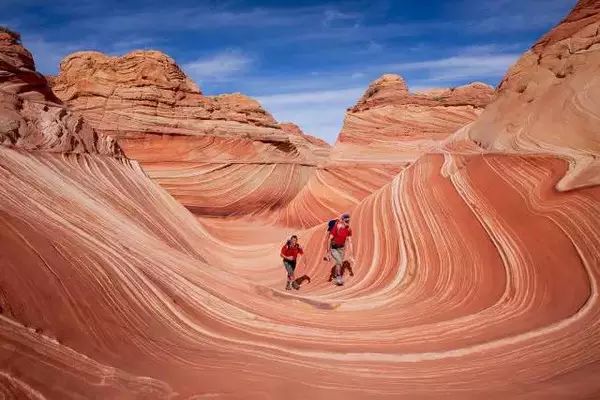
[285,240,300,249]
[327,219,337,232]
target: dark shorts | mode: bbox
[283,260,296,274]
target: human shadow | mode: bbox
[328,261,353,281]
[293,274,311,289]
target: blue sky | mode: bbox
[3,0,577,143]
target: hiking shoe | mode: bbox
[292,281,300,290]
[285,282,292,290]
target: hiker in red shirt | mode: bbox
[325,213,354,286]
[280,235,304,290]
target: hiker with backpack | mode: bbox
[325,213,354,286]
[281,235,304,290]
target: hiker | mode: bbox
[280,235,304,290]
[325,213,354,286]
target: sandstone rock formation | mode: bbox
[271,74,494,227]
[280,121,331,154]
[0,30,120,155]
[52,50,279,135]
[1,1,600,398]
[463,0,600,190]
[51,50,329,215]
[330,74,494,165]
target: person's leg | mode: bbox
[331,248,343,277]
[346,261,354,277]
[284,261,294,289]
[338,248,345,278]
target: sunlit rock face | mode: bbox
[463,0,600,190]
[51,50,329,216]
[271,75,494,227]
[0,31,121,155]
[1,1,600,398]
[330,74,494,165]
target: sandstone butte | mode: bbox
[0,0,599,398]
[50,50,330,216]
[275,73,495,226]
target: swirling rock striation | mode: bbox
[271,75,494,227]
[331,74,494,165]
[51,50,330,215]
[1,1,600,398]
[463,0,600,190]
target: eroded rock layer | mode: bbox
[50,51,330,215]
[330,75,494,165]
[1,0,600,398]
[463,0,600,190]
[0,31,121,155]
[268,75,494,227]
[2,147,599,399]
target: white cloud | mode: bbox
[322,9,359,27]
[109,37,157,53]
[257,87,364,143]
[367,40,383,52]
[79,5,353,33]
[390,53,520,82]
[183,51,252,82]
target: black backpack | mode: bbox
[327,219,337,232]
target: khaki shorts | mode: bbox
[330,247,345,266]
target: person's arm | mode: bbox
[281,247,293,261]
[297,249,304,265]
[324,232,333,260]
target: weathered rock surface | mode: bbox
[1,1,600,398]
[331,74,494,165]
[463,0,600,190]
[271,75,494,227]
[51,50,328,215]
[0,31,121,155]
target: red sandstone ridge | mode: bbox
[462,0,600,190]
[51,50,316,147]
[280,122,331,161]
[280,122,330,148]
[269,77,494,227]
[51,50,328,215]
[351,74,493,112]
[0,29,121,155]
[51,49,284,137]
[282,74,495,226]
[330,73,494,165]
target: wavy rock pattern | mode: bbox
[1,1,600,398]
[463,0,600,190]
[268,75,493,227]
[331,75,494,165]
[1,148,599,399]
[50,51,330,215]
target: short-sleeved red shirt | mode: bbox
[331,223,352,247]
[281,243,304,260]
